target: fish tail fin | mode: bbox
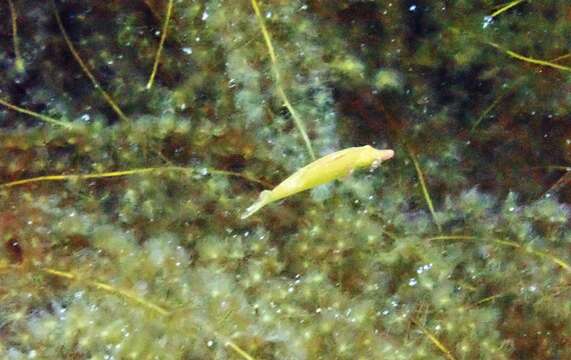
[241,190,272,219]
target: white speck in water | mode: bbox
[182,47,193,55]
[408,278,417,287]
[201,11,209,21]
[265,11,272,18]
[416,263,433,274]
[482,16,493,29]
[408,5,417,12]
[207,340,214,347]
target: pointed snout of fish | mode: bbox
[370,150,394,170]
[380,149,395,161]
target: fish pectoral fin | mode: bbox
[241,190,273,219]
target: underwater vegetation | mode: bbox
[0,0,569,359]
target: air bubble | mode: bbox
[482,16,493,29]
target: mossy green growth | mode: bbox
[0,0,570,359]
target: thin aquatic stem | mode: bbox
[535,165,571,171]
[495,239,571,273]
[470,82,521,132]
[146,0,174,89]
[0,168,155,188]
[412,319,456,360]
[250,0,315,160]
[225,340,256,360]
[7,0,24,72]
[472,293,507,307]
[427,234,571,273]
[489,0,526,18]
[42,267,170,316]
[51,0,131,122]
[407,147,441,232]
[425,235,476,242]
[550,53,571,63]
[488,42,571,73]
[0,166,270,189]
[39,266,256,359]
[0,97,74,129]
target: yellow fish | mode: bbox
[242,145,395,219]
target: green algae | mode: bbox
[0,1,570,359]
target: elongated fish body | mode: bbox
[241,145,394,219]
